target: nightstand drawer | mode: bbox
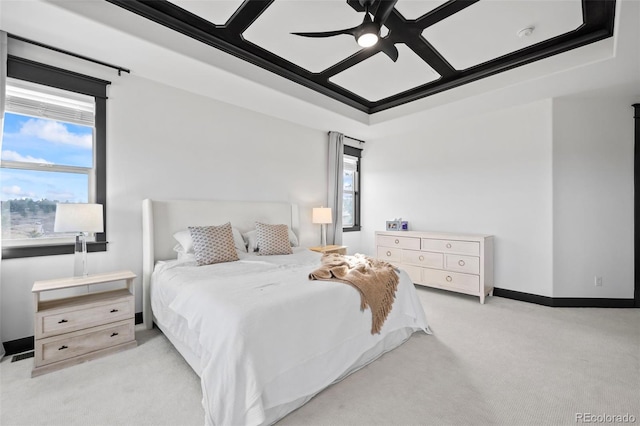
[36,320,134,367]
[377,235,420,250]
[38,296,134,338]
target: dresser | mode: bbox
[31,270,137,377]
[376,231,494,303]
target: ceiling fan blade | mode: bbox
[291,27,358,38]
[380,41,399,62]
[373,0,398,27]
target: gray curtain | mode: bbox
[327,131,344,245]
[0,30,7,359]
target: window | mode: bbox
[343,145,361,232]
[1,57,110,258]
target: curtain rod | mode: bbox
[328,132,366,144]
[8,33,131,76]
[345,135,365,144]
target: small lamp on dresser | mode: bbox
[54,203,104,277]
[312,207,332,246]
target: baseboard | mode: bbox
[2,312,145,357]
[493,288,636,308]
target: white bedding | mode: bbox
[151,248,429,426]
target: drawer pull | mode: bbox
[446,276,453,282]
[110,332,119,337]
[419,255,424,261]
[394,239,399,244]
[446,243,452,249]
[58,319,68,324]
[110,309,119,313]
[458,260,465,266]
[386,251,391,257]
[58,345,68,351]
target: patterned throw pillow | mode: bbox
[243,228,298,252]
[188,223,239,266]
[255,222,293,256]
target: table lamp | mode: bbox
[312,207,332,246]
[54,203,104,277]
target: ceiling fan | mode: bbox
[291,0,399,62]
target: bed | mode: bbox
[141,199,429,426]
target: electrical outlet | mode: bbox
[594,276,603,287]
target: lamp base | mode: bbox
[73,233,89,277]
[321,224,327,247]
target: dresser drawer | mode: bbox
[400,264,422,284]
[35,320,134,367]
[377,235,420,250]
[421,238,480,256]
[377,246,403,262]
[38,296,134,339]
[444,254,480,274]
[422,269,480,294]
[403,250,443,269]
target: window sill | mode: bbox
[2,241,108,259]
[343,226,361,233]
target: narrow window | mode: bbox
[343,145,361,232]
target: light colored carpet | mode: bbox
[1,287,638,426]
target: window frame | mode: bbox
[2,56,110,259]
[343,145,361,233]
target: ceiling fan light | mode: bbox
[357,32,378,48]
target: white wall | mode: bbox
[359,100,555,297]
[552,97,635,298]
[1,67,329,342]
[358,96,636,300]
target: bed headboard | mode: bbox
[141,199,299,329]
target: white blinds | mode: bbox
[5,81,94,127]
[344,156,358,172]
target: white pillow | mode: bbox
[176,250,196,262]
[173,227,247,254]
[243,226,298,253]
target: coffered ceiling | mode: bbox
[104,0,616,114]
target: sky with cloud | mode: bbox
[1,113,92,202]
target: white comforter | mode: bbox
[151,248,429,426]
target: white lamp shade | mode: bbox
[54,203,104,233]
[312,207,332,224]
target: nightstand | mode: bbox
[309,245,348,255]
[31,270,137,377]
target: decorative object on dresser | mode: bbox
[376,231,494,303]
[309,245,348,255]
[54,203,104,277]
[386,218,409,231]
[31,270,137,377]
[312,207,333,246]
[385,219,401,231]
